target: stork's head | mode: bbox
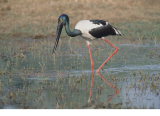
[58,14,69,25]
[52,14,69,54]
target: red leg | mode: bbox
[88,44,94,72]
[96,38,119,73]
[88,72,94,103]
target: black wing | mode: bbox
[90,20,106,26]
[89,20,121,38]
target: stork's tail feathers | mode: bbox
[111,26,122,36]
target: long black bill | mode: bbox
[52,22,63,54]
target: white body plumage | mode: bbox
[75,20,121,44]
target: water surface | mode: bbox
[0,38,159,109]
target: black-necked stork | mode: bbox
[53,14,121,73]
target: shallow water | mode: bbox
[0,38,160,109]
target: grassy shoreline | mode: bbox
[0,0,160,39]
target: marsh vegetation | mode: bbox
[0,0,160,109]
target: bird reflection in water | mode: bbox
[83,72,119,109]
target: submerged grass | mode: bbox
[0,38,160,109]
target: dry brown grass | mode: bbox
[0,0,160,38]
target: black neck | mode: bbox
[65,21,81,37]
